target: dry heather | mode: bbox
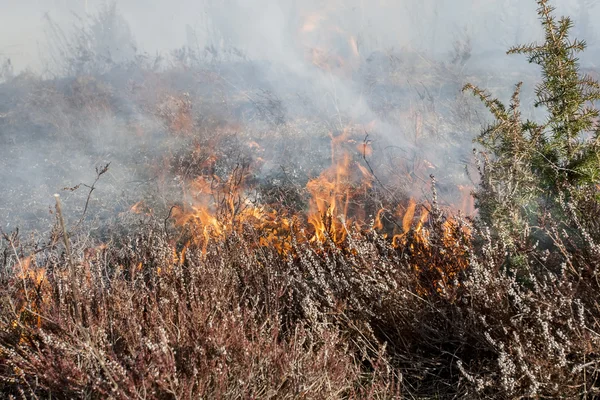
[1,196,600,398]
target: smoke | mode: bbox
[2,0,597,71]
[1,0,598,234]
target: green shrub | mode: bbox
[464,0,600,246]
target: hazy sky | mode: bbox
[0,0,597,72]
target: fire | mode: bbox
[130,200,153,215]
[457,184,476,215]
[6,129,473,341]
[391,200,430,248]
[15,255,46,289]
[306,128,377,244]
[402,198,418,233]
[154,119,472,300]
[13,255,48,328]
[171,158,299,254]
[306,151,351,243]
[169,126,380,251]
